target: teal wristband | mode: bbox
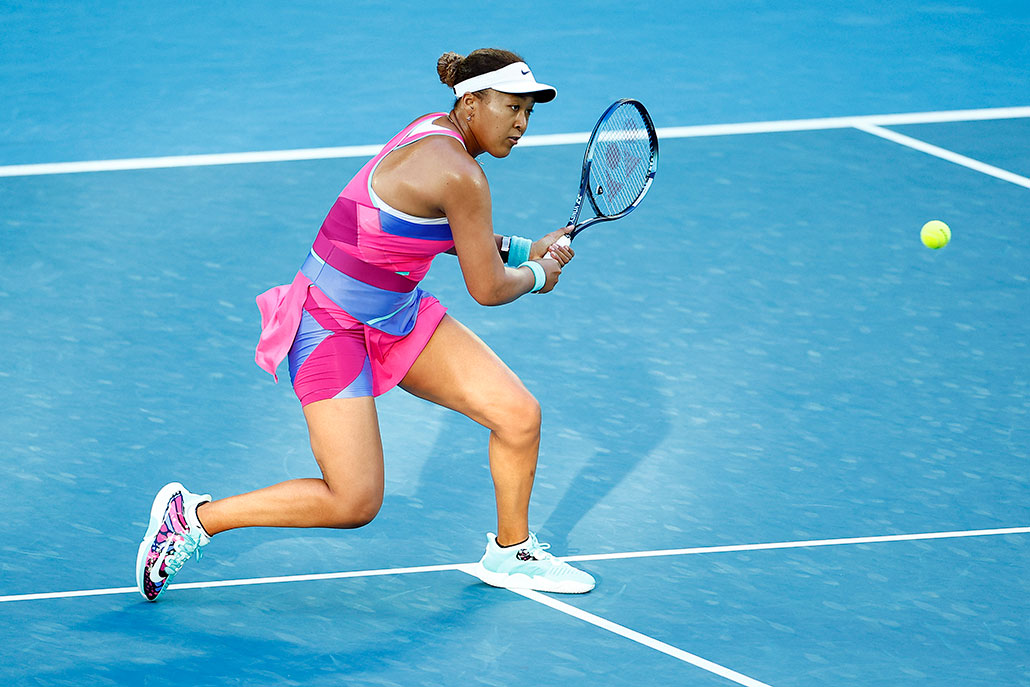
[506,236,532,267]
[519,260,546,293]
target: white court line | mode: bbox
[1,525,1026,604]
[501,585,776,687]
[0,562,466,604]
[0,106,1027,178]
[0,144,385,178]
[656,105,1030,139]
[854,122,1030,189]
[560,525,1030,563]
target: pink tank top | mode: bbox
[254,113,466,380]
[322,112,465,281]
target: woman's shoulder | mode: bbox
[405,127,482,182]
[373,115,486,208]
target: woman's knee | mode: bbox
[493,390,541,443]
[325,481,383,529]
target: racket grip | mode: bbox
[536,236,571,279]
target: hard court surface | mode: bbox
[1,2,1028,685]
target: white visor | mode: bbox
[452,62,556,103]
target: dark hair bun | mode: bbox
[439,49,525,95]
[437,52,465,87]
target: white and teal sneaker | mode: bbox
[471,532,595,594]
[135,482,211,602]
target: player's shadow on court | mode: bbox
[404,355,672,556]
[89,580,519,685]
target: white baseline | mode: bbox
[0,106,1028,178]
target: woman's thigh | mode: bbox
[302,395,385,497]
[399,314,538,431]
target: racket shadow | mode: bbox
[540,362,673,553]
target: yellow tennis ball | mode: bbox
[921,220,951,249]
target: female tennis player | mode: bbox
[136,48,596,600]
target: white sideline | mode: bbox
[1,525,1026,604]
[0,106,1027,177]
[854,122,1030,189]
[506,585,776,687]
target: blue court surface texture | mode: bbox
[2,2,1028,685]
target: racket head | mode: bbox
[569,99,659,239]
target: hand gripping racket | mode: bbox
[550,98,659,251]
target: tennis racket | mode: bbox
[550,98,659,251]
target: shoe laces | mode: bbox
[525,534,554,561]
[165,531,204,576]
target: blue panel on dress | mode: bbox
[378,210,453,242]
[287,311,332,384]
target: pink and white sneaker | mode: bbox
[135,482,211,601]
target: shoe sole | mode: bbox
[135,481,185,602]
[468,562,594,594]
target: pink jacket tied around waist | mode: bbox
[255,272,309,383]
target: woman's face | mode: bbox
[472,91,535,158]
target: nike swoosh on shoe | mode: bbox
[149,537,174,585]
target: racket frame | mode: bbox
[566,98,659,240]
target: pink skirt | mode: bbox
[286,284,447,405]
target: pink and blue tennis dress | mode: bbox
[254,114,463,405]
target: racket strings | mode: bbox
[588,104,654,217]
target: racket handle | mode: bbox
[534,236,571,284]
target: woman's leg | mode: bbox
[399,315,541,547]
[196,395,385,534]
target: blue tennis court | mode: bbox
[2,2,1028,685]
